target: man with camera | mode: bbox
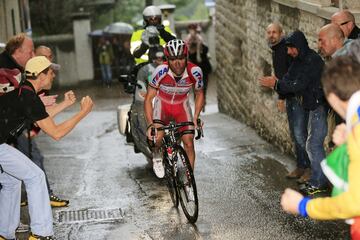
[130,5,175,64]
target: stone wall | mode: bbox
[216,0,359,153]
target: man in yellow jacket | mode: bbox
[130,5,175,64]
[281,56,360,239]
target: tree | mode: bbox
[30,0,120,35]
[30,0,84,35]
[154,0,193,9]
[29,0,204,35]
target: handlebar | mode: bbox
[156,121,194,131]
[151,120,204,140]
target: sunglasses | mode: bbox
[147,16,160,21]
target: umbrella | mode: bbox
[104,22,134,35]
[88,29,104,37]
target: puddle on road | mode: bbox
[240,155,298,192]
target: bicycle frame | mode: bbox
[155,121,201,223]
[161,122,185,178]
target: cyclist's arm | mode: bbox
[194,90,204,121]
[144,86,157,126]
[190,65,204,123]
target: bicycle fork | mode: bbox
[166,147,177,178]
[167,147,191,186]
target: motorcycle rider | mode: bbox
[130,5,175,64]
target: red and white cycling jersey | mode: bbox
[149,62,203,126]
[149,62,203,104]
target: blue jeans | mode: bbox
[0,144,53,239]
[17,134,52,195]
[286,97,310,169]
[306,104,328,188]
[100,64,112,85]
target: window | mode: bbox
[331,0,340,8]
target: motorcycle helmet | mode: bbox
[143,5,162,27]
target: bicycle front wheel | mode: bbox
[164,154,179,207]
[175,146,199,223]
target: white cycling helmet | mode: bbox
[164,39,188,58]
[143,6,162,27]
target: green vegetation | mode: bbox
[30,0,209,35]
[173,0,209,21]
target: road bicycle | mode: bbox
[152,120,203,223]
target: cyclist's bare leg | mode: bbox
[153,123,164,149]
[182,134,195,169]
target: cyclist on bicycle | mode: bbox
[144,39,204,178]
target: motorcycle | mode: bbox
[117,62,153,161]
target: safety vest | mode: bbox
[130,26,173,64]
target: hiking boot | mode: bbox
[28,233,54,240]
[16,222,29,233]
[21,200,28,207]
[152,151,164,178]
[50,194,69,208]
[296,168,311,184]
[185,185,195,202]
[299,183,329,197]
[286,167,305,179]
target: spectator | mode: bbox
[0,37,70,208]
[0,33,33,70]
[281,56,360,239]
[332,38,360,62]
[0,33,34,235]
[260,30,328,196]
[0,55,93,240]
[111,37,121,77]
[35,45,53,61]
[21,45,70,208]
[318,24,348,135]
[97,37,114,87]
[184,24,212,112]
[136,48,165,95]
[118,40,135,75]
[318,23,346,59]
[259,23,310,182]
[331,10,360,39]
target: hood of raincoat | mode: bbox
[285,30,310,60]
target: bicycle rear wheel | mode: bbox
[175,146,199,223]
[164,154,179,207]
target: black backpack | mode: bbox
[0,68,34,158]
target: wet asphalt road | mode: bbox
[19,79,349,239]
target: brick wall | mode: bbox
[344,0,360,9]
[216,0,358,153]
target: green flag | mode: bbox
[321,143,349,196]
